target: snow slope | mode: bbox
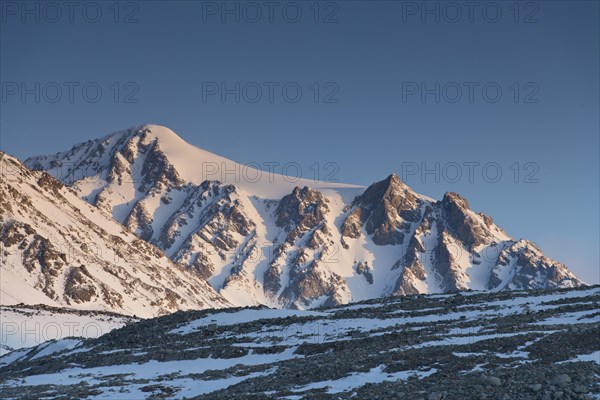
[0,304,137,357]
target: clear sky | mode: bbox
[1,0,598,283]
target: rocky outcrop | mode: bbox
[26,127,260,304]
[64,266,98,304]
[392,235,427,296]
[388,186,578,296]
[265,186,350,308]
[1,222,68,301]
[138,137,184,191]
[275,186,330,243]
[342,174,423,245]
[439,192,491,250]
[280,260,350,309]
[156,181,257,290]
[355,261,374,284]
[124,202,154,241]
[489,239,580,290]
[340,208,363,239]
[433,230,470,292]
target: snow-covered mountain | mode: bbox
[0,151,230,317]
[23,124,583,309]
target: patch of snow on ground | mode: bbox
[292,365,437,394]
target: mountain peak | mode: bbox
[122,124,197,160]
[135,124,185,143]
[379,173,408,191]
[385,173,402,184]
[442,191,470,209]
[358,173,414,206]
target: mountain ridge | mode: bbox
[0,151,230,316]
[15,124,584,310]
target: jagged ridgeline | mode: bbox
[11,124,582,311]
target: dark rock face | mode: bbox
[27,126,258,296]
[432,230,470,292]
[157,181,256,287]
[275,186,330,243]
[265,187,349,308]
[280,260,347,309]
[343,175,495,296]
[489,240,580,291]
[439,192,490,251]
[138,138,184,191]
[263,261,283,295]
[340,208,363,239]
[355,261,374,285]
[125,203,154,241]
[392,235,427,296]
[387,187,582,296]
[190,253,214,280]
[64,266,97,304]
[37,172,64,195]
[96,127,184,190]
[0,220,70,301]
[342,174,423,245]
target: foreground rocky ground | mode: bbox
[1,285,598,399]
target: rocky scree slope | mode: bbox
[0,285,598,399]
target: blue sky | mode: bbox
[1,0,598,283]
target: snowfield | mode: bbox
[0,305,137,357]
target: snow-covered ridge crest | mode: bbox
[25,124,364,199]
[21,125,585,309]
